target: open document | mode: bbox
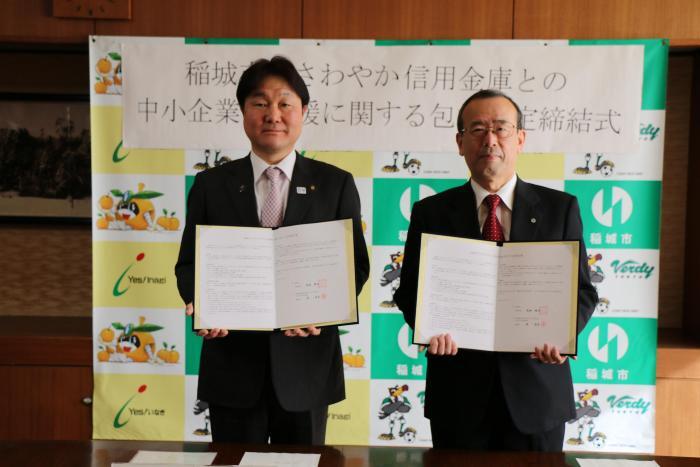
[194,219,357,331]
[414,234,580,354]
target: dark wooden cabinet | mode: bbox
[0,317,92,440]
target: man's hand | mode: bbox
[185,302,229,339]
[425,333,459,356]
[284,326,321,337]
[531,343,568,364]
[198,328,229,339]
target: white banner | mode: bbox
[122,43,643,154]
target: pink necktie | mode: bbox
[482,194,505,242]
[260,167,284,228]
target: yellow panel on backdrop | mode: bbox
[93,241,183,308]
[91,106,184,175]
[325,379,370,445]
[304,151,373,178]
[93,373,184,440]
[516,153,565,179]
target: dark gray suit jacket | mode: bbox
[175,154,370,411]
[394,178,597,434]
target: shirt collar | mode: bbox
[470,174,517,211]
[250,150,296,183]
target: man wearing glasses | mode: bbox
[394,90,597,451]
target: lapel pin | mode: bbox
[239,185,246,192]
[310,185,316,191]
[530,218,537,223]
[296,186,307,194]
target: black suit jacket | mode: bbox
[394,178,597,434]
[175,154,370,411]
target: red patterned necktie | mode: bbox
[482,194,505,241]
[260,167,284,228]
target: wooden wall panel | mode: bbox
[95,0,302,38]
[656,378,700,456]
[0,0,95,43]
[655,333,700,456]
[0,225,91,317]
[514,0,700,44]
[303,0,512,40]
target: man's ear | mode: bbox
[517,128,526,152]
[302,104,308,117]
[456,132,464,156]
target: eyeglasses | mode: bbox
[460,122,517,140]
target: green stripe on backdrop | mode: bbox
[570,39,668,111]
[185,38,279,45]
[375,39,471,46]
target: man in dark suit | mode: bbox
[175,56,370,444]
[394,89,597,451]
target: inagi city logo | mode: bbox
[113,384,147,428]
[112,252,168,298]
[588,323,629,363]
[112,140,130,163]
[591,186,633,227]
[113,252,146,297]
[112,383,168,429]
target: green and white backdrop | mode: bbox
[89,36,666,453]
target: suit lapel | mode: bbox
[283,153,314,226]
[448,183,482,238]
[510,177,540,241]
[223,155,260,227]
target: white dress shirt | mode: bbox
[470,174,517,241]
[250,150,296,221]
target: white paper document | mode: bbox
[414,235,579,353]
[117,464,232,467]
[126,449,218,464]
[240,451,321,467]
[195,219,357,330]
[576,460,659,467]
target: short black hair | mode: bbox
[236,55,310,109]
[456,89,523,132]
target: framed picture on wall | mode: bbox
[0,93,91,220]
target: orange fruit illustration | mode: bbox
[99,195,113,210]
[100,328,114,342]
[114,75,122,86]
[96,217,109,229]
[94,81,107,94]
[343,349,365,368]
[96,58,112,74]
[97,347,110,362]
[167,349,180,364]
[156,216,169,230]
[157,342,169,361]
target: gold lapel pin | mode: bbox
[310,185,316,191]
[530,218,537,223]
